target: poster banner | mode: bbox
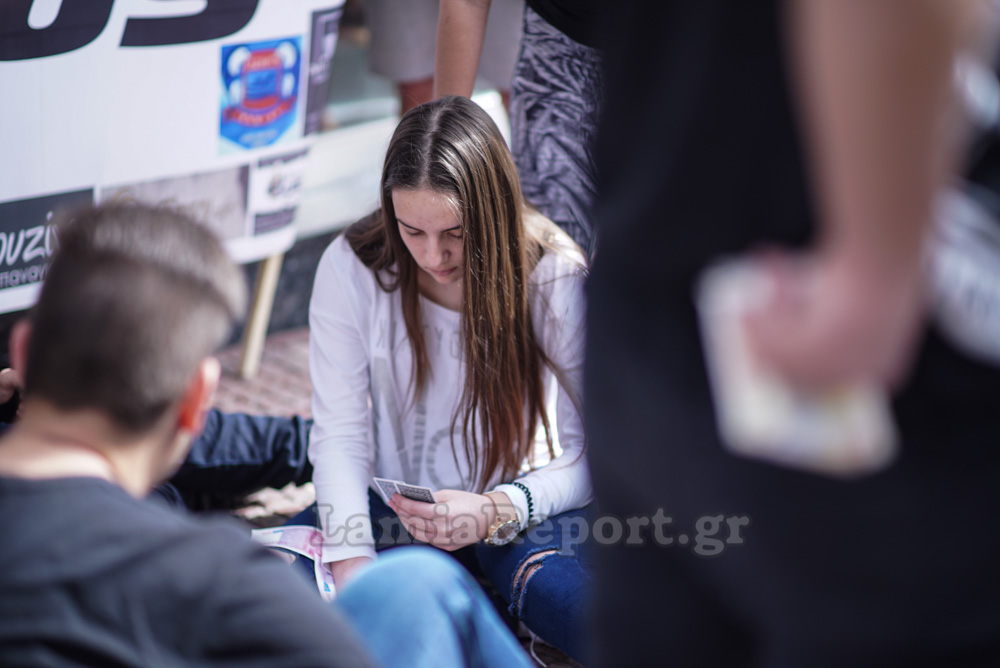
[220,37,303,152]
[0,190,94,313]
[251,150,309,235]
[102,166,250,242]
[0,0,343,314]
[305,6,344,136]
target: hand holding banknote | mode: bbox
[742,249,925,392]
[696,251,910,477]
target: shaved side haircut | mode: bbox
[24,203,246,433]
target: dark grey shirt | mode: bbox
[0,475,376,668]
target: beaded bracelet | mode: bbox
[511,481,534,527]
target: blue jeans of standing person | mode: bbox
[292,491,595,662]
[338,547,534,668]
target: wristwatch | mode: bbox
[484,493,521,546]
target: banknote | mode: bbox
[251,525,335,602]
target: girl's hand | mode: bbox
[389,489,508,551]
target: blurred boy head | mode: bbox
[4,202,245,494]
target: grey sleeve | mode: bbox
[202,537,380,668]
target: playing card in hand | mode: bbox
[373,477,436,504]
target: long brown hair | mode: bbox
[346,95,560,491]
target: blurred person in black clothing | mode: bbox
[586,1,1000,666]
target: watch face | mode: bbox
[491,519,520,546]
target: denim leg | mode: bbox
[169,408,314,497]
[475,504,595,662]
[289,496,517,638]
[336,547,534,668]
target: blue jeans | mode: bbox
[474,504,595,661]
[293,492,594,662]
[337,547,533,668]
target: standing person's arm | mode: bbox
[745,0,976,388]
[434,0,492,99]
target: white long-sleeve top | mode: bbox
[308,234,591,563]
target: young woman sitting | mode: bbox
[306,95,592,660]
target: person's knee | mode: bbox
[365,547,469,598]
[510,548,559,617]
